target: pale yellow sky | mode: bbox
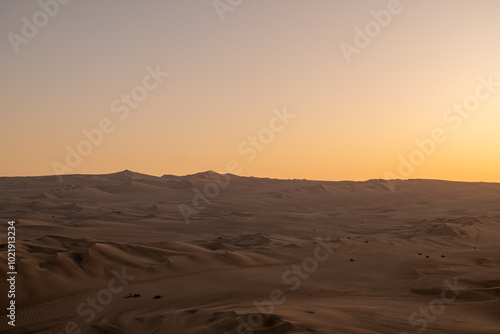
[1,0,499,182]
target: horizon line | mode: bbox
[1,169,499,185]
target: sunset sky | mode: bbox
[1,0,500,182]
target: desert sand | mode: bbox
[0,170,499,333]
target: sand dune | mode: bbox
[1,171,499,333]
